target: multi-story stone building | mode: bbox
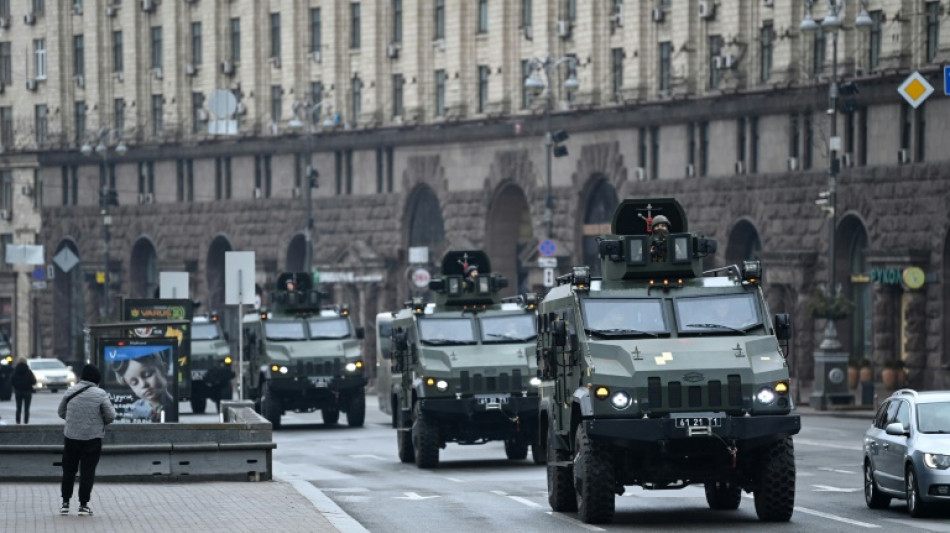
[0,1,947,395]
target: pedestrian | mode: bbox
[11,357,37,424]
[58,364,116,517]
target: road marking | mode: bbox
[349,454,386,461]
[795,506,880,528]
[491,490,544,508]
[322,487,370,493]
[443,477,464,483]
[884,518,950,532]
[287,478,371,533]
[795,438,863,451]
[545,512,606,531]
[817,466,857,475]
[394,492,439,500]
[813,484,862,492]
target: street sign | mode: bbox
[160,272,189,299]
[408,246,429,264]
[224,251,256,305]
[411,268,431,289]
[31,266,45,281]
[538,257,557,268]
[539,240,557,257]
[945,65,950,96]
[31,281,47,290]
[54,247,79,273]
[543,268,555,288]
[897,71,934,109]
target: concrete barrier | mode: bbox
[0,400,274,481]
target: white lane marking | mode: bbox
[443,477,464,483]
[349,454,386,461]
[884,518,950,532]
[794,506,881,528]
[818,466,857,475]
[545,512,606,531]
[322,487,371,493]
[490,490,543,508]
[394,492,439,500]
[813,484,862,492]
[795,438,863,451]
[287,478,371,533]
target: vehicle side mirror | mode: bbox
[552,320,567,347]
[774,313,791,341]
[885,422,909,436]
[393,329,408,351]
[222,331,230,342]
[355,326,365,339]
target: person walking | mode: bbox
[11,357,37,424]
[58,364,116,517]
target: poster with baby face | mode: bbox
[99,338,179,423]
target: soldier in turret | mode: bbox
[650,214,671,262]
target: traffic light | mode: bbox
[551,130,569,158]
[306,165,319,188]
[815,190,834,218]
[99,187,119,208]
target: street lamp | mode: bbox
[801,0,871,408]
[524,55,579,238]
[81,128,127,319]
[288,100,334,273]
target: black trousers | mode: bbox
[14,390,32,424]
[61,437,103,505]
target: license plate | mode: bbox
[191,370,208,381]
[475,394,510,405]
[308,376,331,387]
[674,417,721,428]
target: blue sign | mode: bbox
[945,66,950,96]
[31,266,46,281]
[539,240,557,257]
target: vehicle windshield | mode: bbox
[581,298,667,335]
[307,318,351,339]
[192,323,221,341]
[263,321,307,341]
[480,314,537,343]
[917,402,950,434]
[674,293,762,334]
[418,318,476,345]
[29,360,67,370]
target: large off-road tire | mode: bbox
[190,387,207,414]
[396,407,415,463]
[547,429,576,512]
[412,403,440,468]
[322,407,340,425]
[573,424,615,524]
[261,384,282,430]
[346,391,366,427]
[505,440,529,460]
[705,481,742,510]
[864,461,891,509]
[531,441,545,465]
[906,464,931,518]
[753,437,795,522]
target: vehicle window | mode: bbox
[674,293,762,333]
[307,318,351,339]
[894,400,910,429]
[885,399,901,425]
[873,401,891,429]
[29,360,66,370]
[480,314,537,343]
[417,318,475,344]
[263,321,307,340]
[917,402,950,434]
[378,321,392,338]
[581,298,667,333]
[192,323,221,340]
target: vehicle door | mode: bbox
[375,314,393,413]
[877,399,910,492]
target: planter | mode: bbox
[847,366,859,389]
[859,366,873,384]
[881,368,906,390]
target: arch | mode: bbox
[486,183,533,296]
[579,176,619,277]
[52,240,85,361]
[129,237,159,298]
[405,184,446,250]
[838,215,870,364]
[206,235,233,315]
[724,219,762,267]
[286,233,307,272]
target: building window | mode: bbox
[612,48,623,102]
[650,126,660,180]
[152,95,163,136]
[334,151,343,195]
[230,18,240,62]
[351,3,361,49]
[215,157,232,200]
[0,107,11,150]
[915,103,925,162]
[376,147,385,193]
[255,155,272,198]
[392,74,404,118]
[392,1,402,43]
[638,126,647,170]
[926,1,940,63]
[35,104,48,145]
[750,116,759,173]
[150,27,162,69]
[867,12,882,70]
[522,0,531,28]
[192,92,204,134]
[737,117,747,167]
[789,114,800,162]
[0,42,10,84]
[900,104,911,155]
[34,39,47,79]
[698,121,708,177]
[114,98,125,133]
[311,82,324,112]
[477,65,489,113]
[73,35,84,77]
[386,146,394,192]
[177,159,194,202]
[760,22,773,83]
[477,0,488,33]
[659,42,671,92]
[857,107,867,166]
[351,76,362,124]
[709,35,722,90]
[0,1,8,18]
[435,0,445,40]
[435,69,446,117]
[813,28,825,75]
[345,150,353,195]
[191,22,202,65]
[32,0,44,15]
[564,0,576,21]
[521,60,532,109]
[138,161,155,195]
[271,85,282,124]
[803,112,813,170]
[310,8,321,52]
[113,31,123,72]
[687,123,695,168]
[74,101,86,145]
[270,13,280,59]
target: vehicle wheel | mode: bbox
[322,407,340,425]
[261,384,282,430]
[907,465,930,518]
[346,391,366,427]
[573,423,615,524]
[547,428,576,512]
[753,437,795,522]
[864,461,891,509]
[531,441,545,465]
[390,396,398,429]
[190,387,207,414]
[705,481,742,510]
[505,440,529,460]
[396,407,415,463]
[412,403,440,468]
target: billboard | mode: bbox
[122,298,193,401]
[99,338,179,423]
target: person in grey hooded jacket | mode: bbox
[57,364,116,517]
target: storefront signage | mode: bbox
[852,267,926,288]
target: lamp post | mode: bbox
[81,128,127,319]
[288,100,334,274]
[801,0,871,408]
[524,55,579,238]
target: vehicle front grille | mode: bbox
[647,375,743,411]
[297,359,342,376]
[459,369,522,393]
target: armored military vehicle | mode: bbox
[390,251,542,468]
[188,313,233,414]
[241,272,366,429]
[537,198,799,524]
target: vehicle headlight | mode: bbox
[345,362,357,372]
[529,377,542,387]
[755,387,776,405]
[270,364,288,374]
[609,391,632,410]
[436,380,449,392]
[924,453,950,470]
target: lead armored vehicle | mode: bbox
[391,251,541,468]
[188,313,233,413]
[537,198,799,524]
[242,272,366,429]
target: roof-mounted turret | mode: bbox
[425,250,509,309]
[270,272,327,314]
[596,198,717,282]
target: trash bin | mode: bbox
[0,363,12,401]
[861,382,874,406]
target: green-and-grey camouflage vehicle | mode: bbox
[390,251,542,468]
[537,198,799,524]
[188,313,233,414]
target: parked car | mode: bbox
[864,389,950,517]
[27,358,77,393]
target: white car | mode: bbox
[27,358,77,393]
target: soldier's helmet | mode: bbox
[651,215,671,229]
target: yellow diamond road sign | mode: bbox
[897,71,934,109]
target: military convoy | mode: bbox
[241,272,367,429]
[188,313,233,414]
[536,198,800,524]
[389,251,542,468]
